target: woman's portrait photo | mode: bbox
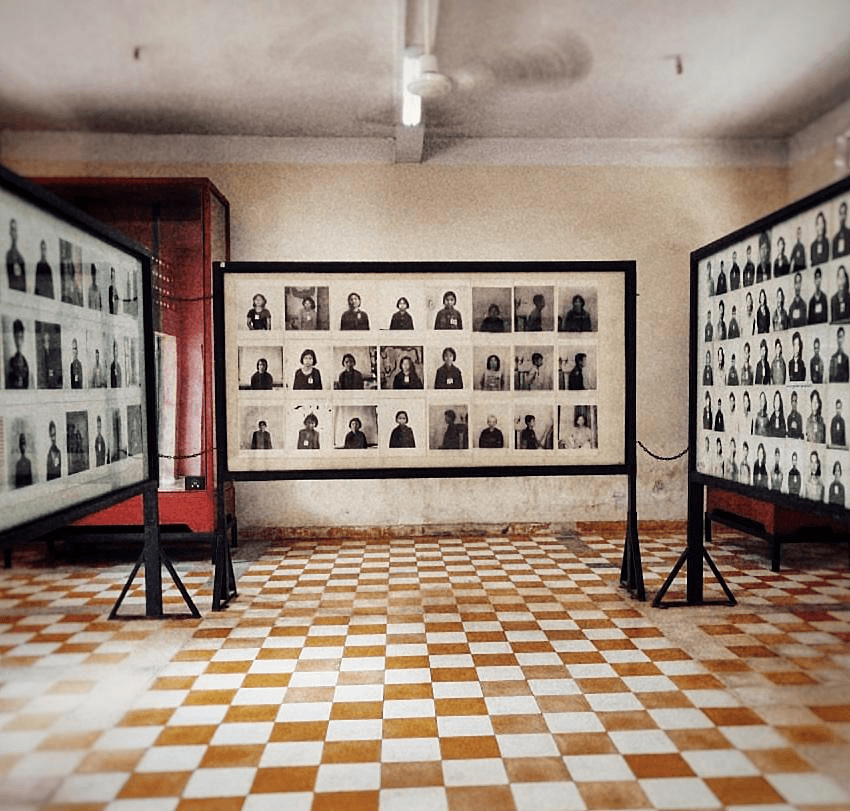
[291,347,323,390]
[473,346,510,391]
[388,409,416,449]
[285,286,330,331]
[333,346,378,390]
[434,346,465,390]
[379,402,425,450]
[380,345,424,390]
[286,404,332,451]
[238,345,283,390]
[472,287,512,333]
[339,291,370,330]
[558,287,597,332]
[334,405,378,450]
[246,292,272,330]
[432,289,464,330]
[558,405,598,450]
[514,286,554,332]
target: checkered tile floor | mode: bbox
[1,524,849,810]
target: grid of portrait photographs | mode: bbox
[221,267,628,475]
[0,178,149,536]
[695,184,850,513]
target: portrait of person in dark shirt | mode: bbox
[434,347,463,389]
[251,357,274,390]
[478,414,504,449]
[834,201,850,259]
[560,294,592,332]
[787,390,803,439]
[37,324,63,390]
[811,210,830,265]
[830,398,846,448]
[247,293,272,330]
[788,331,806,382]
[715,260,727,295]
[829,461,845,506]
[829,326,849,383]
[6,318,29,389]
[6,218,26,292]
[740,341,754,385]
[810,336,824,384]
[251,419,273,449]
[773,236,790,277]
[704,309,713,342]
[87,264,102,310]
[788,271,807,327]
[389,410,415,448]
[343,417,368,449]
[34,240,53,298]
[702,350,713,386]
[790,225,806,271]
[293,349,322,390]
[756,288,770,334]
[434,291,462,330]
[69,338,84,389]
[755,234,771,283]
[440,409,467,449]
[729,250,741,290]
[14,433,32,488]
[393,355,424,390]
[727,305,740,339]
[340,292,370,330]
[337,353,364,390]
[787,451,802,496]
[297,413,320,450]
[46,420,61,480]
[742,244,755,286]
[831,265,850,323]
[726,352,739,386]
[389,297,414,330]
[716,299,727,340]
[480,303,506,333]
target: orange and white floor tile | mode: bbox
[0,524,849,810]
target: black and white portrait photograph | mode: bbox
[428,286,468,331]
[126,404,143,457]
[558,286,597,332]
[238,345,284,390]
[59,238,83,307]
[429,404,469,450]
[35,321,63,390]
[7,417,35,488]
[432,345,468,390]
[380,345,424,391]
[558,405,598,450]
[514,345,553,391]
[471,405,512,450]
[3,315,33,390]
[66,410,90,474]
[287,403,332,452]
[334,405,379,450]
[514,406,554,450]
[473,346,510,392]
[240,404,284,451]
[471,287,512,333]
[558,347,597,391]
[284,285,330,331]
[514,285,554,332]
[332,345,378,390]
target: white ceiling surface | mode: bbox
[1,0,850,146]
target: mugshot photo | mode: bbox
[378,401,425,451]
[35,321,63,390]
[59,238,84,307]
[471,287,512,333]
[427,287,468,331]
[514,406,554,450]
[379,345,424,390]
[332,284,382,331]
[372,288,425,332]
[558,347,597,391]
[430,345,470,391]
[65,410,90,474]
[470,404,512,450]
[240,403,284,450]
[284,285,330,331]
[3,315,33,390]
[558,286,597,332]
[428,404,469,450]
[334,405,379,450]
[6,416,36,488]
[238,345,284,390]
[514,346,554,391]
[286,403,333,452]
[332,345,378,390]
[557,405,598,450]
[473,346,510,392]
[514,285,555,332]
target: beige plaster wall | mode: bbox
[3,153,789,527]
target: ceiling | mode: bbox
[2,0,850,160]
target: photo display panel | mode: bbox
[693,176,850,515]
[0,169,152,536]
[219,263,631,478]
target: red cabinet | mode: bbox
[35,178,231,533]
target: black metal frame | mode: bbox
[656,174,850,608]
[214,260,644,600]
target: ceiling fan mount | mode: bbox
[407,52,452,98]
